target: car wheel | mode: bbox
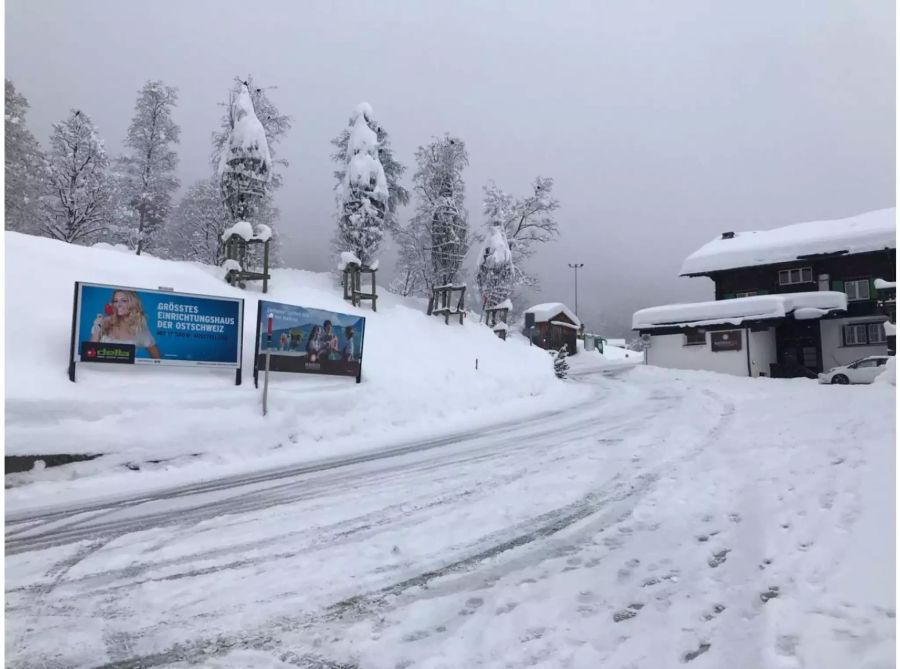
[831,374,850,385]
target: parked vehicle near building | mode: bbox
[817,355,890,385]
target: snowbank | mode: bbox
[4,233,586,499]
[633,291,847,330]
[681,207,896,275]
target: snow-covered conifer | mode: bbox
[5,80,46,234]
[391,135,469,295]
[475,219,514,308]
[42,109,111,244]
[332,103,389,268]
[332,102,408,233]
[553,346,570,379]
[218,82,272,224]
[117,80,180,255]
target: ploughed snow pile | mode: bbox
[633,291,848,330]
[524,302,581,327]
[5,232,583,490]
[681,207,896,275]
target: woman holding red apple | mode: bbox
[90,290,161,359]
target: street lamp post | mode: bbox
[568,263,584,318]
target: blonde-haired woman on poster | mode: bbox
[90,289,161,359]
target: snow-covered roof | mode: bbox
[680,208,896,276]
[525,302,581,327]
[633,291,848,330]
[874,279,896,290]
[551,320,580,331]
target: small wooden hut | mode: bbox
[524,302,581,355]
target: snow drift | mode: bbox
[5,232,584,495]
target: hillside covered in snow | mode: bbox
[4,232,587,501]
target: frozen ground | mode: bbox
[6,365,894,669]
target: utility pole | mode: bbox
[568,263,584,318]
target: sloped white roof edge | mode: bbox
[524,302,581,327]
[633,291,848,330]
[680,208,896,276]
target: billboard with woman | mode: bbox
[70,282,244,380]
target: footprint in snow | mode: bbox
[702,604,726,621]
[613,603,644,622]
[682,642,711,663]
[708,549,730,568]
[760,586,780,603]
[728,513,742,523]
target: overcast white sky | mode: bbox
[6,0,895,335]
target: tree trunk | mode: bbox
[136,209,145,256]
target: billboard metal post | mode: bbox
[262,312,273,416]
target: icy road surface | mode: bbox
[5,367,894,668]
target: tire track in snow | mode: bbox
[80,388,732,669]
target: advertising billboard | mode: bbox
[254,300,366,383]
[69,282,244,380]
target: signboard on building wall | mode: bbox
[710,330,742,352]
[70,282,244,381]
[254,300,366,383]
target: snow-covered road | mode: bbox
[5,368,894,669]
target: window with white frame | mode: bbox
[778,267,813,285]
[684,330,706,346]
[735,291,757,298]
[868,322,886,344]
[844,279,871,301]
[843,321,886,346]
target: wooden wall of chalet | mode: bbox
[706,249,896,318]
[530,311,578,355]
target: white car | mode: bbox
[818,355,890,385]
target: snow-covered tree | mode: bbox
[218,82,272,224]
[553,346,570,379]
[475,220,514,308]
[482,176,560,288]
[212,75,290,189]
[42,110,111,244]
[391,135,469,295]
[165,177,230,263]
[332,103,408,233]
[5,80,46,234]
[212,76,287,260]
[332,103,389,268]
[117,80,180,255]
[390,217,431,296]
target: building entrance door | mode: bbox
[776,320,822,377]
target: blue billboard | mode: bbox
[72,282,243,370]
[255,300,366,382]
